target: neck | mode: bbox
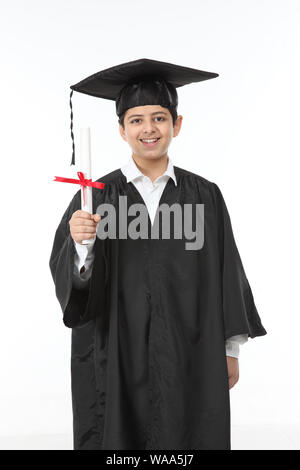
[132,153,169,183]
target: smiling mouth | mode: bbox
[140,137,161,147]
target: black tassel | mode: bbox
[69,90,75,166]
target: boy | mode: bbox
[49,59,266,450]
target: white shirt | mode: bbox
[72,155,248,358]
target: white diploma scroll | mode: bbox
[80,127,94,245]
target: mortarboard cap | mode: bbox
[69,58,219,165]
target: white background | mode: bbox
[0,0,299,450]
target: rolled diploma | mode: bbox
[80,127,94,245]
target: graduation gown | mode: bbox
[49,166,267,450]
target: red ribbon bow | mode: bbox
[54,171,105,206]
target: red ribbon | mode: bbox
[54,171,105,206]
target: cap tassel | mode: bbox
[69,90,75,166]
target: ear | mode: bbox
[119,123,127,142]
[173,115,183,138]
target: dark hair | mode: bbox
[118,106,178,129]
[116,77,178,129]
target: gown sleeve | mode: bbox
[212,182,267,340]
[49,190,101,328]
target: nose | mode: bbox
[142,118,157,134]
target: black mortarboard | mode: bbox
[69,58,219,165]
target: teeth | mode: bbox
[141,138,158,143]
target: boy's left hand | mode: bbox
[226,356,239,389]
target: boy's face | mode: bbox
[119,104,182,161]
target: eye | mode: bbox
[130,116,165,124]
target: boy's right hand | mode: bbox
[69,210,101,244]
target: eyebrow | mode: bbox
[127,111,168,120]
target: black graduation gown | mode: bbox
[49,166,267,450]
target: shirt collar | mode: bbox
[120,155,177,186]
